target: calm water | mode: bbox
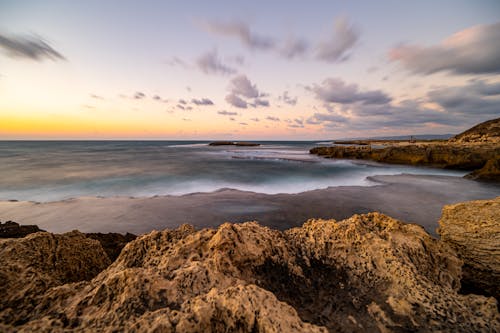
[0,141,468,202]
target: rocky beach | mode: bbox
[0,197,499,332]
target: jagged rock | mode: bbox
[0,220,44,238]
[1,214,498,332]
[85,232,137,261]
[465,157,500,181]
[0,231,110,325]
[438,197,500,299]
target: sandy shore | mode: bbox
[0,174,498,236]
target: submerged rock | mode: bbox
[0,211,498,332]
[438,197,500,300]
[0,220,44,238]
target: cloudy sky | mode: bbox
[0,0,499,139]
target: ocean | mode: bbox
[0,141,468,202]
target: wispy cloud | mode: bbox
[196,49,237,75]
[266,116,280,122]
[316,17,359,62]
[134,92,146,99]
[0,33,65,61]
[202,20,275,50]
[389,22,500,75]
[280,91,298,105]
[218,110,238,116]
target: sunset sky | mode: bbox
[1,0,499,139]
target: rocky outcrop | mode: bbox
[464,156,500,181]
[1,213,498,332]
[0,220,44,238]
[311,144,500,171]
[311,118,500,181]
[438,197,500,300]
[450,117,500,144]
[85,232,137,261]
[0,231,110,326]
[209,141,260,146]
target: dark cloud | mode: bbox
[250,117,260,122]
[196,50,237,75]
[178,99,187,105]
[239,122,248,126]
[225,93,248,108]
[280,91,298,105]
[266,116,280,122]
[218,110,238,116]
[316,17,359,62]
[0,33,65,61]
[389,22,500,75]
[134,92,146,99]
[191,98,214,105]
[280,37,309,59]
[203,20,275,50]
[311,78,392,105]
[153,95,161,101]
[251,98,270,107]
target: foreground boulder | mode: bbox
[0,212,498,332]
[438,197,500,299]
[0,220,44,238]
[0,231,110,325]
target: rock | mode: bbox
[1,214,498,332]
[0,220,44,238]
[311,118,500,181]
[465,157,500,181]
[450,117,500,144]
[209,141,260,146]
[438,197,500,299]
[0,231,110,325]
[85,232,137,261]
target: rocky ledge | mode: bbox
[1,198,499,332]
[438,197,500,300]
[310,118,500,181]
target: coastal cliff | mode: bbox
[1,198,499,332]
[310,118,500,181]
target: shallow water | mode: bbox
[0,141,468,202]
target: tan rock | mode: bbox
[438,197,500,299]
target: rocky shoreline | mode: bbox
[310,118,500,181]
[0,197,499,332]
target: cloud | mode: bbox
[266,116,280,122]
[316,17,359,62]
[239,122,248,126]
[251,98,270,107]
[225,75,270,108]
[250,117,260,122]
[225,93,248,108]
[196,50,237,75]
[191,98,214,105]
[90,94,104,100]
[166,56,189,68]
[389,22,500,75]
[203,20,275,50]
[134,92,146,99]
[218,110,238,116]
[178,99,187,105]
[311,78,392,105]
[228,74,259,98]
[280,91,298,105]
[280,37,309,59]
[0,33,65,61]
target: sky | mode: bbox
[0,0,499,140]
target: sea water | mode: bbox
[0,141,468,202]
